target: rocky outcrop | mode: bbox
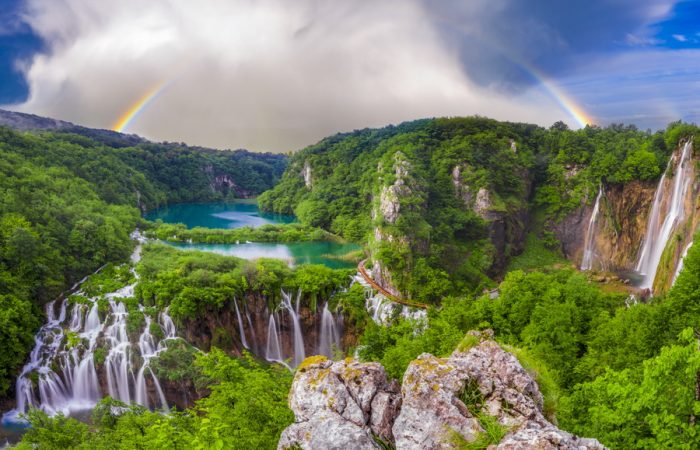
[302,160,313,189]
[452,162,530,276]
[279,332,605,450]
[369,151,425,297]
[378,153,413,224]
[278,356,401,449]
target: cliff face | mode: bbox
[370,151,426,297]
[557,180,657,271]
[557,142,700,294]
[278,331,605,450]
[178,294,358,365]
[452,163,530,276]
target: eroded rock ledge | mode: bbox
[278,331,605,450]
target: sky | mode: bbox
[0,0,698,152]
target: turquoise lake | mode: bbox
[144,201,296,229]
[145,202,360,269]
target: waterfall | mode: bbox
[635,140,694,291]
[244,303,257,354]
[672,242,693,284]
[318,303,341,358]
[233,298,249,349]
[355,273,427,326]
[261,290,346,369]
[265,313,284,364]
[280,291,305,367]
[2,243,177,424]
[581,186,603,270]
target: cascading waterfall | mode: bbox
[265,313,285,365]
[635,140,694,291]
[258,289,344,369]
[581,186,603,270]
[2,239,178,424]
[318,303,342,358]
[233,298,249,349]
[672,242,693,284]
[280,291,306,367]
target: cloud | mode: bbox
[422,0,677,90]
[4,0,574,152]
[625,33,665,46]
[558,48,700,130]
[672,34,688,42]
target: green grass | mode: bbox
[506,232,569,273]
[447,413,509,449]
[502,344,560,422]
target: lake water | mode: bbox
[144,201,295,229]
[145,202,360,269]
[165,241,359,269]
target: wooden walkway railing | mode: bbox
[358,260,429,309]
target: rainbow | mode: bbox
[442,29,596,128]
[112,81,169,133]
[528,67,595,128]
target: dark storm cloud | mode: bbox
[423,0,675,91]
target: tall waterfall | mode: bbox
[635,140,694,291]
[2,243,177,424]
[233,298,249,349]
[254,289,344,369]
[318,303,342,358]
[265,313,284,365]
[581,186,603,270]
[280,291,306,367]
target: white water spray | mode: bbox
[581,186,603,270]
[318,303,342,358]
[2,238,177,424]
[636,140,694,291]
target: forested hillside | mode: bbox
[3,116,700,450]
[260,117,700,302]
[0,126,286,397]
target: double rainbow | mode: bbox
[111,63,595,133]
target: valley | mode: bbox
[0,114,699,449]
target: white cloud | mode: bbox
[672,34,688,42]
[625,33,664,46]
[6,0,568,151]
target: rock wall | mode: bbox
[557,142,700,293]
[557,180,657,272]
[452,162,530,276]
[179,294,358,365]
[369,152,426,297]
[278,331,605,450]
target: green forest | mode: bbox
[2,117,700,449]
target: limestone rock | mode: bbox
[279,412,376,450]
[393,353,482,449]
[302,160,313,188]
[392,331,604,449]
[278,356,401,450]
[473,187,492,219]
[279,333,606,450]
[378,153,412,224]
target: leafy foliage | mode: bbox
[17,350,294,449]
[135,244,354,320]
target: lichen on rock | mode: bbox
[278,357,401,450]
[279,331,605,450]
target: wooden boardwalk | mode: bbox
[358,260,429,309]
